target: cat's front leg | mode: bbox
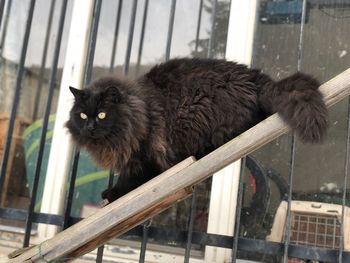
[100,172,150,203]
[101,185,122,203]
[101,158,157,203]
[101,169,141,203]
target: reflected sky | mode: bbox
[2,0,215,67]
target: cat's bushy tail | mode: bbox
[258,72,328,143]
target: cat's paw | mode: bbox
[101,188,121,203]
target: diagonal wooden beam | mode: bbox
[7,68,350,262]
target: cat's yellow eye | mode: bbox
[80,113,88,120]
[98,112,106,119]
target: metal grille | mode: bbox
[290,212,341,249]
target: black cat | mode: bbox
[66,58,327,202]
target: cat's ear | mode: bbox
[104,86,121,103]
[69,86,84,100]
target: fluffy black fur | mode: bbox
[66,58,328,202]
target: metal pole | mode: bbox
[135,0,149,75]
[96,245,104,263]
[63,151,80,229]
[207,0,217,58]
[282,135,296,262]
[0,0,6,31]
[0,0,11,56]
[165,0,176,61]
[339,99,350,262]
[78,0,104,259]
[109,0,123,73]
[184,187,197,263]
[32,0,56,120]
[231,158,246,262]
[194,0,203,54]
[123,0,138,75]
[84,0,102,85]
[139,221,149,263]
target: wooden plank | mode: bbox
[8,156,196,262]
[68,187,193,259]
[7,68,350,263]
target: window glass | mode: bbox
[0,0,74,229]
[239,1,350,261]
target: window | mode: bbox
[1,1,350,262]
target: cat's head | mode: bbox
[66,78,144,146]
[66,78,129,146]
[66,77,148,168]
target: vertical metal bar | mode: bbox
[231,157,246,262]
[84,0,102,85]
[106,0,120,227]
[283,1,307,261]
[0,0,36,204]
[339,97,350,262]
[333,218,336,248]
[282,135,296,262]
[96,245,104,263]
[107,170,115,188]
[207,0,218,58]
[106,171,115,204]
[165,0,176,61]
[184,187,197,263]
[32,0,56,120]
[135,0,149,75]
[63,150,80,229]
[109,0,123,73]
[0,0,11,55]
[0,0,6,31]
[297,0,307,71]
[249,0,261,69]
[23,0,68,247]
[123,0,138,75]
[137,1,170,257]
[107,0,119,221]
[136,1,156,258]
[139,221,149,263]
[194,0,203,53]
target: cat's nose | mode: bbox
[87,126,95,131]
[87,122,95,131]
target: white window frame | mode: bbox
[38,0,96,238]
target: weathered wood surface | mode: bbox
[8,157,196,262]
[7,68,350,262]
